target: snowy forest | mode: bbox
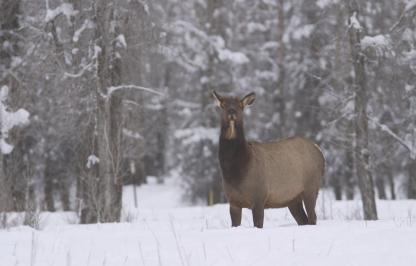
[1,0,416,226]
[2,0,416,265]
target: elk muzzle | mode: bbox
[225,120,236,139]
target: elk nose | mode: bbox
[228,109,236,120]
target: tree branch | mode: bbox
[107,84,164,97]
[368,116,412,154]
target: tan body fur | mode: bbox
[213,91,325,228]
[224,137,324,214]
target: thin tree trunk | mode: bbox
[59,178,71,211]
[44,157,55,212]
[94,0,123,222]
[332,176,342,200]
[348,1,377,220]
[345,146,355,200]
[387,169,396,200]
[408,96,416,198]
[375,176,387,200]
[408,159,416,199]
[275,0,286,137]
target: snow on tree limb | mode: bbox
[361,35,391,51]
[368,116,415,159]
[0,86,30,154]
[63,62,94,79]
[349,12,362,30]
[107,85,164,97]
[86,154,99,168]
[173,20,249,65]
[45,1,78,23]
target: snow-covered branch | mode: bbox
[368,116,415,158]
[107,85,164,97]
[349,12,362,31]
[63,61,94,79]
[0,86,30,154]
[45,1,78,23]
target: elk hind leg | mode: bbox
[303,190,318,225]
[288,198,308,226]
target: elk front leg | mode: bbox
[252,203,264,228]
[230,205,242,227]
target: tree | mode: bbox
[0,0,31,213]
[348,1,377,220]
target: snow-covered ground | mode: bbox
[1,178,416,266]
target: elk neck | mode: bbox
[219,120,250,184]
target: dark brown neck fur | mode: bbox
[219,121,250,185]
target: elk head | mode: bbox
[212,91,255,140]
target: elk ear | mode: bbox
[241,92,255,108]
[212,90,224,108]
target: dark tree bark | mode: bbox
[332,175,343,200]
[274,0,286,138]
[348,1,377,220]
[375,176,387,200]
[0,0,27,212]
[345,147,355,200]
[44,157,56,212]
[408,159,416,199]
[94,0,123,222]
[79,121,100,224]
[387,173,396,200]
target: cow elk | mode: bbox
[212,91,325,228]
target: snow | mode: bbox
[1,189,416,265]
[0,86,30,154]
[115,34,127,48]
[122,177,184,209]
[1,178,416,266]
[369,117,416,159]
[73,19,94,42]
[246,22,267,34]
[45,3,78,23]
[86,154,99,168]
[107,85,163,97]
[316,0,339,9]
[361,35,389,49]
[405,0,416,12]
[292,24,315,40]
[349,12,362,30]
[174,127,218,145]
[122,128,143,140]
[0,139,14,154]
[218,49,250,64]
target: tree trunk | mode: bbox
[348,1,377,220]
[375,176,387,200]
[332,175,343,200]
[59,178,71,211]
[275,0,286,137]
[345,147,355,200]
[44,157,55,212]
[0,0,25,212]
[408,159,416,199]
[387,169,396,200]
[77,118,99,223]
[94,0,123,222]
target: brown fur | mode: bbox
[213,91,325,228]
